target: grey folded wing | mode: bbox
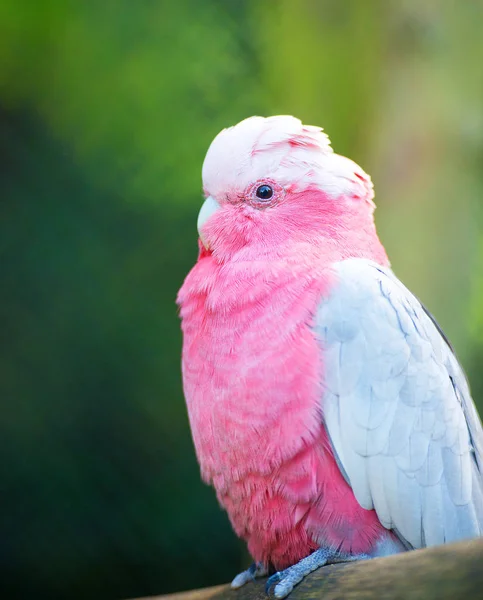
[315,258,483,549]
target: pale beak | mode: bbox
[197,195,220,249]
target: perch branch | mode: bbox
[134,537,483,600]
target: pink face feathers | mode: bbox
[197,116,381,262]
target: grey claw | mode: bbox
[265,572,282,595]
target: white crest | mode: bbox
[202,116,374,205]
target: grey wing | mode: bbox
[315,258,483,549]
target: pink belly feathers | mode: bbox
[178,253,387,569]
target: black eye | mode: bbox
[256,184,273,200]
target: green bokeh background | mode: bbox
[1,2,483,599]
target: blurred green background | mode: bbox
[1,1,483,599]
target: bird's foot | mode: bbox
[231,562,269,589]
[265,548,371,599]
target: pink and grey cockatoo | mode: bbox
[177,116,483,598]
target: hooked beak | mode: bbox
[197,195,220,249]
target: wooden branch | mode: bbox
[135,537,483,600]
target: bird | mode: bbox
[177,115,483,598]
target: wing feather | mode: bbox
[316,258,483,548]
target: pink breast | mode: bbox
[178,254,386,569]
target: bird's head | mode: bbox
[198,116,383,263]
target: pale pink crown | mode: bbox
[202,116,374,206]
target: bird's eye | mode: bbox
[246,180,283,208]
[255,184,273,200]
